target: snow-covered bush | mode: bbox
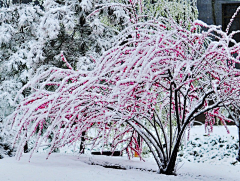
[0,118,15,159]
[178,132,239,164]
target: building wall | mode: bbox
[197,0,240,26]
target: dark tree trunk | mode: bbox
[164,150,178,174]
[80,131,86,154]
[160,134,182,175]
[237,125,240,162]
[24,142,28,153]
[24,132,28,153]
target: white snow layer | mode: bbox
[1,125,239,181]
[0,153,239,181]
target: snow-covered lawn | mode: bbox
[1,153,240,181]
[1,125,239,181]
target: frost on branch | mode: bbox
[8,9,240,174]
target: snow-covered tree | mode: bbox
[0,0,130,155]
[8,0,240,175]
[0,0,129,118]
[140,0,198,24]
[0,1,43,156]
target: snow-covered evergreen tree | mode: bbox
[0,0,129,116]
[0,0,129,156]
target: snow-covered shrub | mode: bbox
[0,141,15,159]
[0,119,15,159]
[178,133,239,164]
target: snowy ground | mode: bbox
[1,125,240,181]
[1,153,240,181]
